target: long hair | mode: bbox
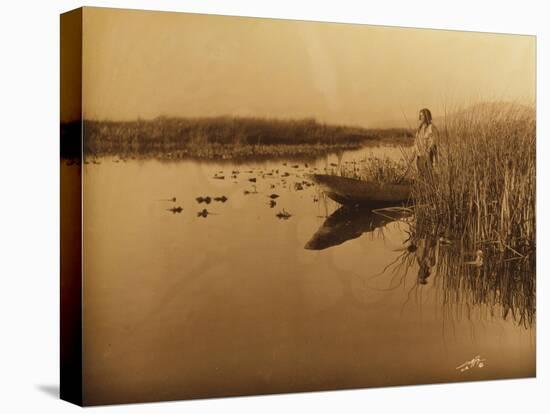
[417,108,432,132]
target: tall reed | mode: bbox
[374,103,535,326]
[412,103,535,258]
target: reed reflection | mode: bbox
[388,229,535,328]
[305,203,535,328]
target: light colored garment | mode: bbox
[414,123,435,157]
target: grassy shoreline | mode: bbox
[61,117,412,160]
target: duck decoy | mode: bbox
[243,185,258,195]
[197,208,217,218]
[276,209,292,220]
[464,250,484,267]
[196,196,212,204]
[167,206,183,214]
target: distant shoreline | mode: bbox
[61,116,413,160]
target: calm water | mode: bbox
[72,145,535,405]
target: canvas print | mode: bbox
[60,7,536,406]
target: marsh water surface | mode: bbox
[70,144,535,404]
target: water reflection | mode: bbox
[305,205,410,250]
[304,196,535,328]
[382,231,536,328]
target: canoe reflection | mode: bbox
[305,205,408,250]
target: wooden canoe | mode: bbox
[308,174,412,206]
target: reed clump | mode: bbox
[373,104,535,326]
[413,103,535,258]
[408,103,535,326]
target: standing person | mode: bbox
[414,108,438,176]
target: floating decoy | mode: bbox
[196,196,212,204]
[438,236,453,245]
[167,206,183,214]
[276,209,292,220]
[269,200,277,208]
[464,250,484,267]
[248,178,257,183]
[268,194,279,199]
[243,185,258,195]
[197,208,215,218]
[214,196,228,202]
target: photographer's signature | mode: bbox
[456,355,486,372]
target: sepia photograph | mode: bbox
[60,6,536,406]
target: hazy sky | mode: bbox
[80,7,535,127]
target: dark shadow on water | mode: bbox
[36,384,59,399]
[305,204,409,250]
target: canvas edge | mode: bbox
[60,6,84,407]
